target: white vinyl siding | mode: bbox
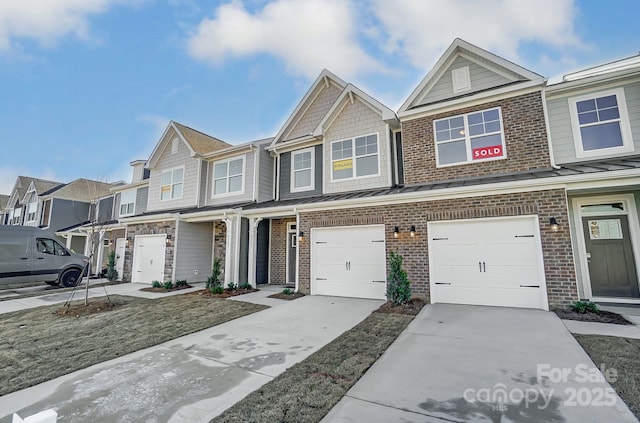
[119,189,136,217]
[285,83,342,140]
[160,167,184,201]
[434,107,506,167]
[212,156,245,198]
[291,147,314,192]
[569,88,634,158]
[25,192,38,224]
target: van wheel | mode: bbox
[45,281,59,286]
[60,269,81,287]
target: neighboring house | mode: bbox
[545,54,640,304]
[0,195,10,224]
[1,176,64,227]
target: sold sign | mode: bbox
[472,145,503,160]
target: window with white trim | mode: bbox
[291,148,314,192]
[569,88,633,157]
[331,134,379,181]
[213,156,244,197]
[119,189,136,216]
[434,107,506,166]
[11,207,22,225]
[25,192,38,223]
[160,168,184,200]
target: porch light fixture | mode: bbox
[549,217,559,232]
[393,226,399,238]
[410,225,416,238]
[166,234,172,244]
[298,231,304,241]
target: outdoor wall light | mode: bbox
[393,226,399,238]
[410,225,416,237]
[298,231,304,241]
[166,234,172,244]
[550,217,559,232]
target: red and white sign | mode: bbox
[472,145,503,160]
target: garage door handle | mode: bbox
[315,241,327,244]
[371,240,385,243]
[520,285,540,288]
[435,282,451,285]
[316,278,327,281]
[515,234,535,238]
[432,237,448,241]
[372,280,385,283]
[479,261,482,272]
[483,262,486,273]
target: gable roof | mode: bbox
[312,83,400,137]
[399,38,545,114]
[147,121,232,168]
[42,179,122,202]
[269,69,347,148]
[0,195,9,210]
[8,176,64,207]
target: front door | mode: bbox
[286,224,297,284]
[115,238,126,281]
[583,215,640,298]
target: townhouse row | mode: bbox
[4,39,640,309]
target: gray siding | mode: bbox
[238,217,249,284]
[113,193,121,218]
[420,56,513,106]
[48,199,90,231]
[174,221,213,282]
[548,79,640,164]
[98,196,114,223]
[135,186,148,215]
[257,147,275,203]
[199,160,208,207]
[147,130,199,212]
[280,144,323,199]
[205,151,256,206]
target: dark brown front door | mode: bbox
[583,215,640,298]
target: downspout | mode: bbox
[541,86,561,170]
[294,207,300,293]
[273,144,281,201]
[251,144,258,201]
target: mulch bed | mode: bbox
[54,300,118,317]
[375,298,427,316]
[191,288,259,298]
[268,292,305,300]
[554,309,632,325]
[139,284,193,293]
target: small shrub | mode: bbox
[175,279,188,287]
[151,280,161,288]
[239,282,252,290]
[163,280,174,290]
[226,282,237,291]
[105,250,118,282]
[387,251,411,305]
[571,301,599,314]
[282,288,293,295]
[208,257,223,293]
[210,285,224,295]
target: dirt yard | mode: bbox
[0,294,267,396]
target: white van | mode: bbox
[0,226,88,287]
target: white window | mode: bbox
[11,207,22,225]
[171,138,179,154]
[213,156,245,197]
[569,88,633,157]
[119,189,136,216]
[290,148,314,192]
[25,192,38,223]
[434,107,506,167]
[160,167,184,200]
[331,134,379,181]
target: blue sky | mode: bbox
[1,0,639,194]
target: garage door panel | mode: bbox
[315,280,386,300]
[132,235,166,284]
[433,285,544,309]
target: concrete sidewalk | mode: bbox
[0,293,383,422]
[323,304,638,423]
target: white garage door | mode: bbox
[311,225,387,300]
[428,216,548,310]
[132,234,167,284]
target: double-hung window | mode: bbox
[160,168,184,200]
[331,134,379,181]
[291,148,314,192]
[569,88,633,157]
[25,192,38,223]
[119,189,136,216]
[434,107,506,166]
[11,207,22,225]
[213,156,244,197]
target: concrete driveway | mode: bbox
[0,293,383,423]
[324,304,638,423]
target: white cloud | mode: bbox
[0,0,143,52]
[187,0,383,79]
[369,0,582,69]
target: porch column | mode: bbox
[223,217,234,286]
[247,217,263,288]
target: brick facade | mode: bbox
[401,91,552,185]
[99,228,126,270]
[213,221,226,281]
[269,217,296,284]
[123,220,176,282]
[298,189,578,307]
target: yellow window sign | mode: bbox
[333,159,353,171]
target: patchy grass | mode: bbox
[574,335,640,419]
[139,284,193,293]
[213,312,414,423]
[0,294,267,396]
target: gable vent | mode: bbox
[452,66,471,93]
